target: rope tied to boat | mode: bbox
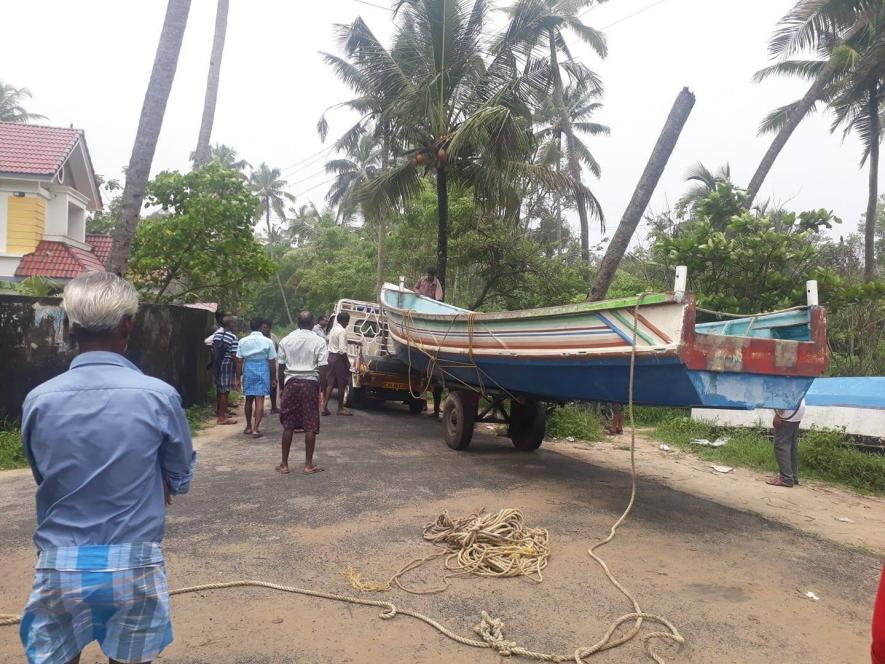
[3,291,684,662]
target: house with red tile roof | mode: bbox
[0,122,109,281]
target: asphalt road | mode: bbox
[0,400,879,663]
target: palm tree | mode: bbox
[190,143,250,173]
[331,1,576,293]
[249,163,296,324]
[534,83,608,248]
[108,0,191,275]
[499,0,609,262]
[677,162,732,213]
[753,0,884,280]
[193,0,230,167]
[0,83,46,123]
[325,134,387,288]
[286,202,322,247]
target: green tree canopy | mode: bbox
[129,163,274,305]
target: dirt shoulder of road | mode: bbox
[545,429,885,555]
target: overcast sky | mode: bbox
[3,0,881,247]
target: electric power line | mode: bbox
[289,175,338,200]
[600,0,670,30]
[352,0,393,12]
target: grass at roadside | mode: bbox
[0,423,27,470]
[186,402,215,434]
[653,415,885,496]
[547,404,605,441]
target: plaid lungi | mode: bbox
[20,543,172,664]
[215,358,236,393]
[280,378,320,433]
[242,358,270,397]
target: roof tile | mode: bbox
[15,241,106,280]
[0,122,82,176]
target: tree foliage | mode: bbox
[128,163,274,305]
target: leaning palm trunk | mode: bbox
[193,0,229,168]
[589,87,696,301]
[549,31,590,262]
[746,21,865,207]
[266,203,293,326]
[864,81,880,282]
[109,0,191,275]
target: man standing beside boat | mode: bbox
[323,312,353,417]
[767,398,805,488]
[413,267,446,418]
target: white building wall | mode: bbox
[45,193,68,237]
[692,407,885,438]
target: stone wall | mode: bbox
[0,295,214,421]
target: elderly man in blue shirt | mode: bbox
[19,272,196,664]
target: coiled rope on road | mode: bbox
[1,295,684,662]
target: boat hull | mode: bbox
[392,345,814,409]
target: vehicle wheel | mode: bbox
[443,391,477,451]
[408,397,426,414]
[509,400,546,451]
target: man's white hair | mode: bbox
[63,271,139,334]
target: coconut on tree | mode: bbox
[325,0,580,295]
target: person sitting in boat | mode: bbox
[414,266,444,301]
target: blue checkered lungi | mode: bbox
[242,358,270,397]
[215,357,236,393]
[20,544,172,664]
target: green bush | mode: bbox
[547,404,604,441]
[0,423,27,470]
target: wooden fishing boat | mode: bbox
[380,281,828,451]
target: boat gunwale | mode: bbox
[379,288,679,323]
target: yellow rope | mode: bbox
[346,508,550,595]
[2,293,684,662]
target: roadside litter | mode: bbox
[835,517,854,523]
[803,591,821,601]
[711,465,734,474]
[690,437,729,447]
[659,444,673,452]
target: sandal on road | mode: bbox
[766,476,794,488]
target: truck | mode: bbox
[330,298,430,414]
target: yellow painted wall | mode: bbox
[6,196,45,253]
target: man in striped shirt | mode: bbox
[212,316,239,425]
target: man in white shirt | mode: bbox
[323,311,353,417]
[767,398,806,488]
[275,311,329,475]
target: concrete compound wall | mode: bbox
[692,406,885,438]
[0,295,214,421]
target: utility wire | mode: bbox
[289,175,338,200]
[352,0,393,12]
[600,0,670,29]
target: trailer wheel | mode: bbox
[408,397,426,415]
[509,400,546,451]
[443,391,477,451]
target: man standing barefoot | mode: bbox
[276,311,328,475]
[323,311,353,417]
